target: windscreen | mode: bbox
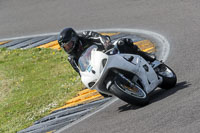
[78,45,98,72]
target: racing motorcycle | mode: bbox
[78,41,177,106]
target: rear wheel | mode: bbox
[109,75,149,106]
[156,64,177,89]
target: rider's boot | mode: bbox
[137,50,156,63]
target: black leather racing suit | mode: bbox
[67,31,110,74]
[67,31,155,74]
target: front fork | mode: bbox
[106,69,136,91]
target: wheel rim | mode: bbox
[115,81,147,99]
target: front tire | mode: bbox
[109,76,149,106]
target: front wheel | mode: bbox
[109,76,149,106]
[156,64,177,89]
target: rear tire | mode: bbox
[109,76,149,106]
[157,64,177,89]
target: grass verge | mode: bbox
[0,48,83,133]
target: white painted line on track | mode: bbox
[0,32,58,42]
[56,97,118,133]
[0,29,170,62]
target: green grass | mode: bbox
[0,48,83,133]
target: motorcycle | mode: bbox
[77,40,177,106]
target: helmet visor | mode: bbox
[63,41,74,53]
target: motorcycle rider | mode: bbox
[58,27,155,74]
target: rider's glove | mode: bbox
[103,35,113,50]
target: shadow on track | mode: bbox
[118,81,191,112]
[150,81,191,103]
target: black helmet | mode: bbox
[58,28,79,54]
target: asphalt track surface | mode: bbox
[1,0,200,133]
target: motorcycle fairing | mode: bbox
[79,45,162,95]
